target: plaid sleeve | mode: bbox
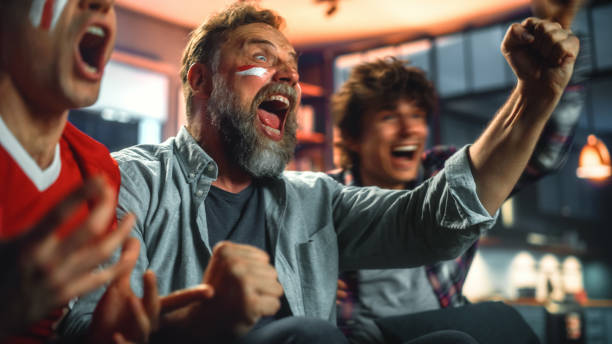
[426,241,478,308]
[422,145,458,178]
[515,32,589,191]
[514,85,584,193]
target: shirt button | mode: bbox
[207,164,214,172]
[189,172,195,179]
[196,189,204,197]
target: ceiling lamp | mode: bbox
[576,134,611,181]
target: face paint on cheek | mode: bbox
[29,0,68,31]
[236,65,268,79]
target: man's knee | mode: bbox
[241,317,348,344]
[404,330,479,344]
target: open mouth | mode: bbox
[257,94,291,140]
[76,25,108,78]
[391,145,418,160]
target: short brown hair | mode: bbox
[180,2,285,118]
[332,57,437,168]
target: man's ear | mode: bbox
[187,63,212,98]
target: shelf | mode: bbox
[300,82,324,98]
[296,131,325,144]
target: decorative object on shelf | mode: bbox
[576,134,611,181]
[297,104,315,134]
[314,0,341,16]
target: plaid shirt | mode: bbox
[329,145,474,314]
[329,85,583,333]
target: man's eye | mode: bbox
[255,55,267,63]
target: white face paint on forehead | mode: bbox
[29,0,69,31]
[236,65,268,78]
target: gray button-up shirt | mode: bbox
[62,127,497,336]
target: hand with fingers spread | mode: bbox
[158,241,283,342]
[88,241,159,344]
[0,177,135,339]
[159,284,215,314]
[502,17,580,97]
[532,0,583,29]
[90,260,217,344]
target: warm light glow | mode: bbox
[116,0,531,46]
[510,252,537,292]
[577,134,611,181]
[501,198,514,227]
[398,39,432,56]
[537,254,563,301]
[463,252,493,301]
[562,256,584,294]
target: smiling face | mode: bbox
[350,99,429,189]
[3,0,116,112]
[208,22,301,178]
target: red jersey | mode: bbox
[0,120,121,343]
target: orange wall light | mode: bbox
[576,134,611,181]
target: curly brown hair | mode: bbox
[331,57,437,168]
[179,2,285,118]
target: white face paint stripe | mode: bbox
[236,66,268,78]
[29,0,47,28]
[50,0,69,31]
[29,0,68,30]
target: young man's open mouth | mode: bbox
[75,22,110,81]
[391,144,420,166]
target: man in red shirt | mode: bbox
[0,0,165,342]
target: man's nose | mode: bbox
[272,63,299,87]
[79,0,114,13]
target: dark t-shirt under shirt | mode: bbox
[205,183,291,328]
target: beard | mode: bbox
[206,73,298,179]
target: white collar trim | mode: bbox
[0,115,62,191]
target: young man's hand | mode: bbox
[336,279,349,304]
[0,177,135,339]
[502,17,579,97]
[532,0,583,29]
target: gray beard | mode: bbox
[207,73,297,179]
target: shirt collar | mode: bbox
[175,126,218,182]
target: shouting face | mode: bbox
[3,0,117,112]
[350,99,429,189]
[209,22,301,178]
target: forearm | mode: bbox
[469,82,563,215]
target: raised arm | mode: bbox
[501,0,586,190]
[469,17,580,215]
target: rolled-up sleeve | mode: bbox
[335,145,498,271]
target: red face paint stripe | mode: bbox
[237,65,257,72]
[40,0,55,30]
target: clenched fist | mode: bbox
[204,241,284,335]
[156,241,283,342]
[502,17,579,97]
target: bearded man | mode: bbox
[63,2,580,343]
